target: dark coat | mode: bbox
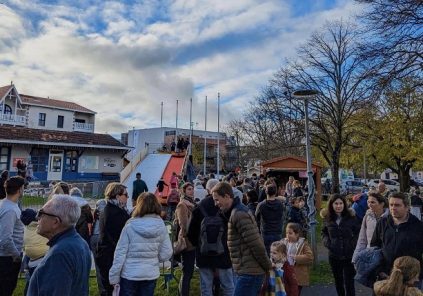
[28,228,91,296]
[97,202,130,259]
[370,213,423,278]
[132,179,148,200]
[255,199,285,235]
[321,210,360,260]
[187,195,232,269]
[75,204,93,244]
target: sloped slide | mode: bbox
[155,153,186,205]
[124,153,172,208]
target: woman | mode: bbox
[95,182,130,296]
[109,193,172,296]
[69,187,93,245]
[321,194,360,296]
[374,256,423,296]
[292,180,303,198]
[174,182,196,296]
[352,192,388,263]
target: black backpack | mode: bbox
[198,204,225,256]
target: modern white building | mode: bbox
[0,83,128,182]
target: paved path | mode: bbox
[302,282,373,295]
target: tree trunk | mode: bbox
[331,152,340,194]
[398,166,411,193]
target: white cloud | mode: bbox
[0,0,361,135]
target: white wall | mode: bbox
[27,106,74,131]
[10,146,31,172]
[79,150,122,174]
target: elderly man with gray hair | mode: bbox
[187,179,234,296]
[27,195,91,296]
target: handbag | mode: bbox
[112,284,120,296]
[173,235,187,255]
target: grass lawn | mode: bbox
[21,196,47,207]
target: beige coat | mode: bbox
[282,237,313,286]
[174,197,195,251]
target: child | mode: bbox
[282,223,313,294]
[287,197,308,235]
[264,240,299,296]
[374,256,423,296]
[156,177,168,197]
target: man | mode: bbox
[132,172,148,203]
[0,176,25,296]
[188,179,234,296]
[255,180,285,254]
[285,176,295,198]
[212,182,271,296]
[371,192,423,281]
[28,195,91,296]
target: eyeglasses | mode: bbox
[121,192,128,197]
[36,209,62,223]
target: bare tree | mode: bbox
[271,21,376,193]
[357,0,423,82]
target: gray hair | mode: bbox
[206,178,219,193]
[48,194,81,227]
[69,187,83,197]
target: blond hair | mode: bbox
[374,256,420,296]
[104,182,127,200]
[132,192,161,217]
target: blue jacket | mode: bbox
[354,247,383,287]
[28,227,92,296]
[352,193,368,221]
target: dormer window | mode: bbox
[0,104,12,115]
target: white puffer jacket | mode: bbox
[109,214,172,284]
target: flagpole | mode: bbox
[160,101,163,128]
[204,96,207,175]
[176,99,179,146]
[217,93,220,177]
[189,98,193,157]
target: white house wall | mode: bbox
[27,106,74,131]
[79,150,122,174]
[9,146,31,172]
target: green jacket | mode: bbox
[132,179,148,200]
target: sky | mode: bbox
[0,0,363,136]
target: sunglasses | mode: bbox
[36,209,62,223]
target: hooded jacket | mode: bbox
[109,215,172,285]
[370,213,423,279]
[321,208,360,260]
[255,198,285,235]
[281,237,313,286]
[352,208,389,263]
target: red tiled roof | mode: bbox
[0,126,127,149]
[20,94,96,114]
[0,85,12,100]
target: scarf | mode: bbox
[108,199,129,213]
[267,266,287,296]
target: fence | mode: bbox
[21,180,113,210]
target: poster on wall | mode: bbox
[13,158,26,168]
[80,156,99,170]
[104,158,116,168]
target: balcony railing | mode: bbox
[0,114,26,126]
[74,122,94,132]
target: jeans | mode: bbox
[0,256,21,296]
[199,267,234,296]
[329,257,356,296]
[119,277,156,296]
[179,250,196,296]
[262,233,282,255]
[90,234,107,296]
[167,204,177,221]
[234,274,264,296]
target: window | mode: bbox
[165,130,176,136]
[0,147,10,171]
[31,148,48,172]
[75,118,85,123]
[0,104,12,115]
[57,115,64,128]
[39,113,46,126]
[65,151,78,172]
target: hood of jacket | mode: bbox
[320,207,356,219]
[128,215,164,239]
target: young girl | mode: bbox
[374,256,423,296]
[265,241,299,296]
[321,194,360,296]
[287,197,308,235]
[282,223,313,294]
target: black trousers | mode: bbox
[0,256,21,296]
[179,250,195,296]
[329,256,356,296]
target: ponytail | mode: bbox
[374,269,406,296]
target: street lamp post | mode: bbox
[293,89,319,266]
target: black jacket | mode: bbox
[287,206,306,226]
[322,213,360,260]
[187,195,232,269]
[97,202,130,258]
[255,199,285,235]
[370,213,423,278]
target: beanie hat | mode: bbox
[21,208,37,226]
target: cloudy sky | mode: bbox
[0,0,362,136]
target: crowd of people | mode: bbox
[1,171,423,296]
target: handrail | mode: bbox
[120,147,148,184]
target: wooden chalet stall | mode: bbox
[261,156,323,209]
